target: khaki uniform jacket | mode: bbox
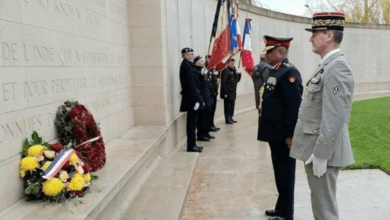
[290,51,355,167]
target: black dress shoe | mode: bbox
[196,145,204,149]
[225,121,233,124]
[197,136,210,141]
[231,119,237,123]
[187,146,202,153]
[268,217,292,220]
[205,134,215,139]
[265,209,278,216]
[211,126,220,130]
[210,127,219,132]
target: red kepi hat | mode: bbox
[262,35,293,52]
[305,11,346,32]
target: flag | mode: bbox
[42,149,76,179]
[207,0,231,71]
[230,18,242,56]
[241,18,254,76]
[229,0,242,56]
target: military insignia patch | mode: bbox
[288,76,296,83]
[311,76,321,84]
[333,84,341,94]
[267,77,277,85]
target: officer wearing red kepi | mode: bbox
[290,12,355,220]
[258,36,303,220]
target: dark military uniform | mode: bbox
[179,58,203,151]
[220,66,241,123]
[196,66,213,139]
[258,58,303,220]
[210,70,220,128]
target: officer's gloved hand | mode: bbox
[193,102,200,111]
[224,95,227,98]
[305,154,327,178]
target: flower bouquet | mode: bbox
[55,100,106,171]
[20,131,95,202]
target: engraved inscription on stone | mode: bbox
[110,1,125,18]
[2,82,17,101]
[1,74,129,103]
[0,114,44,143]
[86,91,130,113]
[1,41,129,66]
[23,0,103,28]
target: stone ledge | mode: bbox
[0,126,168,220]
[122,149,199,220]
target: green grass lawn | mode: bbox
[343,97,390,174]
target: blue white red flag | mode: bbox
[42,149,76,179]
[230,18,242,56]
[229,0,242,56]
[241,18,255,75]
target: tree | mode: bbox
[304,0,390,24]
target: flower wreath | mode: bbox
[19,132,95,202]
[55,101,106,172]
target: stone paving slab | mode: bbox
[181,109,390,220]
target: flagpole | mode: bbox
[207,0,223,61]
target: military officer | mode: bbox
[290,12,354,220]
[179,48,204,153]
[193,56,215,141]
[258,36,303,220]
[206,55,221,132]
[252,51,271,110]
[220,58,241,124]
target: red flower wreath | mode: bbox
[55,101,106,171]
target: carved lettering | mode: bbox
[85,11,102,27]
[89,93,128,112]
[98,74,126,87]
[24,0,106,28]
[110,2,125,17]
[23,44,55,62]
[2,82,17,101]
[0,115,44,141]
[0,125,6,143]
[54,0,82,19]
[51,77,88,94]
[23,81,49,98]
[82,51,108,64]
[59,48,72,64]
[2,42,18,61]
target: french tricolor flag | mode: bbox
[229,15,242,56]
[241,18,254,76]
[42,149,76,179]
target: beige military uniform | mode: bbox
[290,50,354,220]
[290,51,354,167]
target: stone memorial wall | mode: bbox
[0,0,133,212]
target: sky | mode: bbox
[254,0,311,17]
